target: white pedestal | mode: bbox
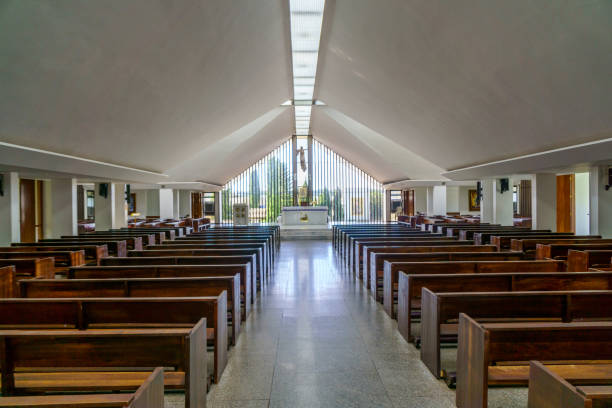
[281,206,328,225]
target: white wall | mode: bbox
[133,190,148,215]
[49,178,78,237]
[493,179,514,226]
[446,186,460,213]
[532,174,557,231]
[0,172,20,245]
[179,190,192,218]
[575,172,590,235]
[413,187,428,214]
[94,183,115,231]
[159,188,174,219]
[590,165,612,238]
[432,185,447,215]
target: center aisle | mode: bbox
[199,239,456,408]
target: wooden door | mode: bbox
[191,192,203,218]
[402,190,415,216]
[556,174,575,233]
[20,179,36,242]
[35,180,44,240]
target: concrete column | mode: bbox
[432,185,447,215]
[179,190,192,218]
[214,192,221,223]
[532,174,557,231]
[426,186,434,215]
[113,183,127,228]
[159,188,174,219]
[49,178,78,237]
[94,183,115,231]
[481,179,514,225]
[0,172,20,245]
[480,180,494,223]
[172,190,180,219]
[589,166,612,238]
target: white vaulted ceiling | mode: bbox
[0,0,611,184]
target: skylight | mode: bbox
[289,0,325,136]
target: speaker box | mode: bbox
[606,168,612,191]
[125,184,131,201]
[99,183,108,198]
[499,178,510,194]
[476,181,482,205]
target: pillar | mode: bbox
[159,188,174,219]
[0,172,20,245]
[432,185,447,215]
[532,174,557,231]
[589,166,612,238]
[49,178,78,237]
[426,186,434,215]
[179,190,192,218]
[173,190,180,219]
[446,186,460,213]
[413,187,428,214]
[480,179,514,225]
[95,183,127,230]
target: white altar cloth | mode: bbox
[281,206,328,225]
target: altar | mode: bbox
[281,206,328,226]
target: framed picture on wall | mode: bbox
[468,189,480,211]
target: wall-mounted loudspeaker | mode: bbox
[606,168,612,191]
[99,183,109,198]
[125,184,131,201]
[476,181,482,205]
[499,178,510,194]
[0,174,4,196]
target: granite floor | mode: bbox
[166,240,527,408]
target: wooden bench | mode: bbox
[474,231,574,246]
[395,261,568,341]
[535,243,612,261]
[345,232,436,262]
[0,265,16,297]
[19,276,241,345]
[60,235,143,250]
[0,296,227,383]
[172,238,273,264]
[491,234,601,251]
[102,255,257,301]
[0,250,85,272]
[353,237,458,276]
[365,243,489,294]
[0,323,206,408]
[128,248,264,290]
[421,289,612,381]
[81,231,157,247]
[449,227,531,240]
[379,252,525,310]
[347,232,439,268]
[36,239,128,257]
[528,360,612,408]
[0,258,55,279]
[68,264,252,318]
[511,238,611,257]
[568,250,612,271]
[456,315,612,408]
[0,367,164,407]
[1,245,107,266]
[119,228,176,240]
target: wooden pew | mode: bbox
[0,367,164,408]
[353,237,458,276]
[0,250,85,272]
[35,239,128,257]
[148,243,270,278]
[474,231,574,246]
[60,235,143,250]
[0,258,54,279]
[456,315,612,408]
[81,231,157,247]
[187,231,278,254]
[528,360,612,408]
[0,265,16,297]
[345,232,434,263]
[536,243,612,261]
[0,244,107,266]
[172,238,273,264]
[128,248,264,290]
[347,232,438,269]
[103,255,257,302]
[19,276,241,345]
[448,226,530,240]
[491,234,601,251]
[395,261,567,341]
[421,289,612,381]
[380,252,524,311]
[69,264,252,318]
[0,322,206,408]
[119,228,176,240]
[0,296,227,383]
[365,243,485,292]
[511,238,611,258]
[568,250,612,271]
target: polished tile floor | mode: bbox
[166,240,526,408]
